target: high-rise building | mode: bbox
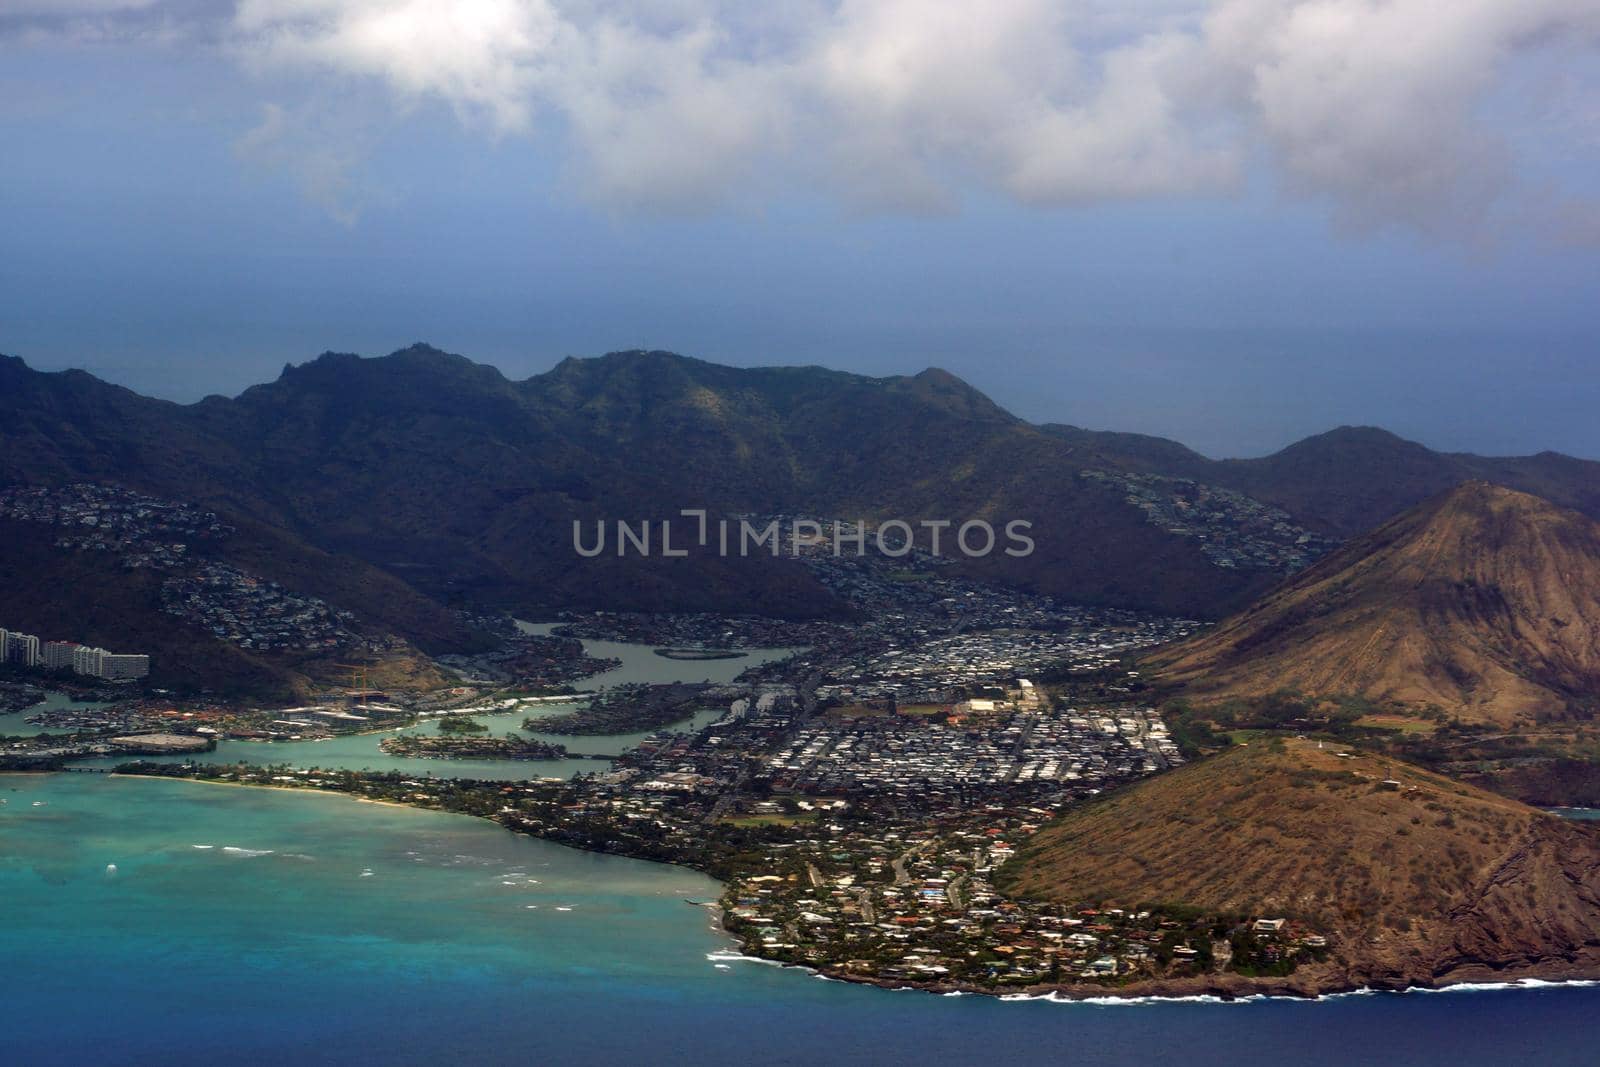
[43,641,83,671]
[5,631,40,667]
[101,654,150,681]
[69,646,149,681]
[73,645,107,678]
[1,625,147,679]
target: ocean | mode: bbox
[4,771,1598,1067]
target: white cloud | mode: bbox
[234,100,379,224]
[11,0,1600,233]
[1203,0,1600,233]
[233,0,559,131]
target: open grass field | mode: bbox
[1356,714,1439,735]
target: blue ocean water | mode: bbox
[3,772,1597,1067]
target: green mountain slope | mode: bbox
[5,345,1600,633]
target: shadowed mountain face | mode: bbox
[4,345,1600,630]
[998,738,1600,994]
[1149,483,1600,724]
[1044,421,1600,538]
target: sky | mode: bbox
[2,1,1599,460]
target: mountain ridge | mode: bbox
[5,344,1600,632]
[1149,482,1600,723]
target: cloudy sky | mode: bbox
[3,0,1599,458]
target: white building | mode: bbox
[73,645,108,677]
[2,623,147,679]
[4,630,40,667]
[43,640,83,670]
[71,646,150,681]
[101,654,150,681]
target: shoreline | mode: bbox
[67,770,1600,1006]
[713,950,1600,1005]
[105,771,440,813]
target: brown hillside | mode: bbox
[1148,482,1600,725]
[1000,739,1600,991]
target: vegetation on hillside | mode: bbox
[998,737,1600,989]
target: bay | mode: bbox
[4,771,1598,1067]
[69,630,801,780]
[0,691,116,736]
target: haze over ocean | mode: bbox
[3,3,1598,459]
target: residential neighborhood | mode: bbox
[0,482,233,570]
[159,562,362,652]
[1081,469,1340,572]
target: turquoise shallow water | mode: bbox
[0,692,115,736]
[1550,807,1600,821]
[69,633,802,780]
[5,772,1600,1067]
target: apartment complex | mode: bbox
[0,625,148,681]
[1,628,40,668]
[72,645,151,681]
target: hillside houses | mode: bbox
[160,563,358,652]
[1081,469,1339,573]
[0,483,232,569]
